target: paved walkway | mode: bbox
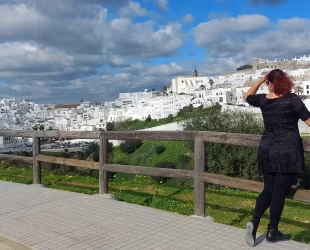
[0,181,309,250]
[0,235,30,250]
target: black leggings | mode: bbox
[253,172,296,227]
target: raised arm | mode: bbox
[244,74,268,101]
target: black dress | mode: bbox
[246,93,310,173]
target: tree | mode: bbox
[106,122,115,131]
[295,84,303,95]
[236,64,253,71]
[152,88,155,91]
[32,125,38,131]
[209,79,214,89]
[163,86,168,92]
[39,125,44,131]
[145,115,152,122]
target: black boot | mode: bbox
[266,224,291,242]
[245,218,260,247]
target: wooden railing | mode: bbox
[0,130,310,217]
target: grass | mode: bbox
[127,117,174,130]
[112,141,193,169]
[0,162,310,244]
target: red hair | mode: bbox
[267,69,293,96]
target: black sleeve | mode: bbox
[246,95,262,108]
[290,93,310,121]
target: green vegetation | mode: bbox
[237,64,253,71]
[119,140,143,154]
[112,141,192,169]
[0,162,309,244]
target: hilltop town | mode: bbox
[1,56,310,139]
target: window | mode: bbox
[307,91,309,94]
[307,85,309,89]
[257,66,260,70]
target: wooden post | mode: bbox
[32,137,41,184]
[99,134,108,194]
[194,136,205,217]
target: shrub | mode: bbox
[83,142,113,162]
[183,106,264,181]
[145,115,152,122]
[155,145,166,154]
[120,140,143,154]
[152,161,175,183]
[106,122,115,131]
[178,154,192,170]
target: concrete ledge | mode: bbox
[93,193,118,200]
[191,215,215,222]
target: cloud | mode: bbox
[155,0,168,10]
[193,14,270,57]
[247,0,288,6]
[193,15,310,75]
[0,1,185,103]
[119,1,148,17]
[183,14,193,24]
[147,62,190,76]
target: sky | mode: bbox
[0,0,310,104]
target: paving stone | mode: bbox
[1,180,310,250]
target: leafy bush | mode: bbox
[120,140,143,154]
[183,106,264,181]
[152,161,175,183]
[83,142,113,162]
[145,115,152,122]
[155,145,166,154]
[178,154,192,170]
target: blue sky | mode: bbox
[0,0,309,104]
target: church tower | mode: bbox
[193,67,199,77]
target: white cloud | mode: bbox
[155,0,168,10]
[183,14,193,24]
[193,15,310,76]
[119,1,148,17]
[0,1,186,103]
[147,63,189,76]
[193,15,270,48]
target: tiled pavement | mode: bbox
[0,181,309,250]
[0,235,30,250]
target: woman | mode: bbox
[244,69,310,247]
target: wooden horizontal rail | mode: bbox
[36,155,99,170]
[197,131,310,152]
[199,172,310,203]
[103,164,195,180]
[0,130,101,139]
[197,131,261,147]
[0,153,33,164]
[102,131,198,141]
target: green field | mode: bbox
[112,141,193,169]
[0,160,309,244]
